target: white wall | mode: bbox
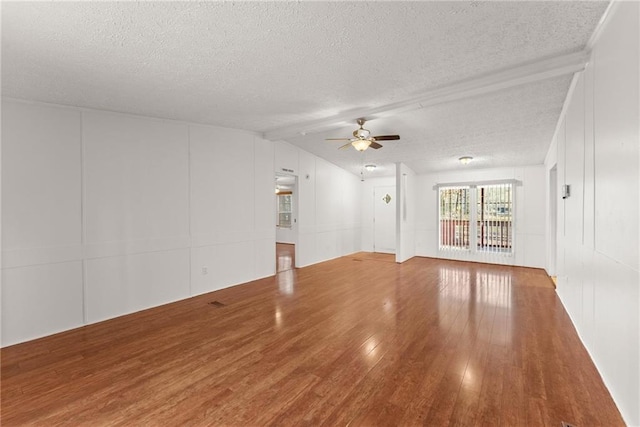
[188,124,276,298]
[414,165,546,268]
[546,2,639,424]
[396,163,417,263]
[1,100,279,346]
[2,102,85,344]
[275,226,295,244]
[274,141,362,267]
[2,102,365,346]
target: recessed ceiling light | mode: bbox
[364,164,377,171]
[459,156,473,165]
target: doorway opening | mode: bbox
[275,174,297,272]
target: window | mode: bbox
[439,187,470,250]
[439,183,513,254]
[477,184,512,252]
[277,194,292,228]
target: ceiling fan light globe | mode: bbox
[352,139,371,151]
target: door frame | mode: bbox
[547,165,558,276]
[275,173,299,267]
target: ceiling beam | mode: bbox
[263,50,590,141]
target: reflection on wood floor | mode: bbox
[276,243,295,273]
[0,254,624,426]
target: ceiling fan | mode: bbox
[326,118,400,151]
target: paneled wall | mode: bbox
[82,113,192,324]
[1,103,363,346]
[2,103,85,343]
[414,166,546,268]
[546,2,639,424]
[188,124,275,299]
[273,141,362,268]
[396,163,417,263]
[2,101,277,344]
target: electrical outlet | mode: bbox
[202,267,208,275]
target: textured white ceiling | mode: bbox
[2,1,608,175]
[288,75,574,176]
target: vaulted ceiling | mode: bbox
[2,1,609,177]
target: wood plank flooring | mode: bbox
[276,243,295,273]
[1,255,624,426]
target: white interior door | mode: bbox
[548,167,557,276]
[374,185,396,254]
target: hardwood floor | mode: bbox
[1,255,624,426]
[276,243,295,273]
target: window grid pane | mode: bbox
[439,186,470,250]
[277,194,292,228]
[477,184,512,253]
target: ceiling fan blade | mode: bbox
[326,138,352,141]
[338,142,353,150]
[372,135,400,141]
[369,141,383,149]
